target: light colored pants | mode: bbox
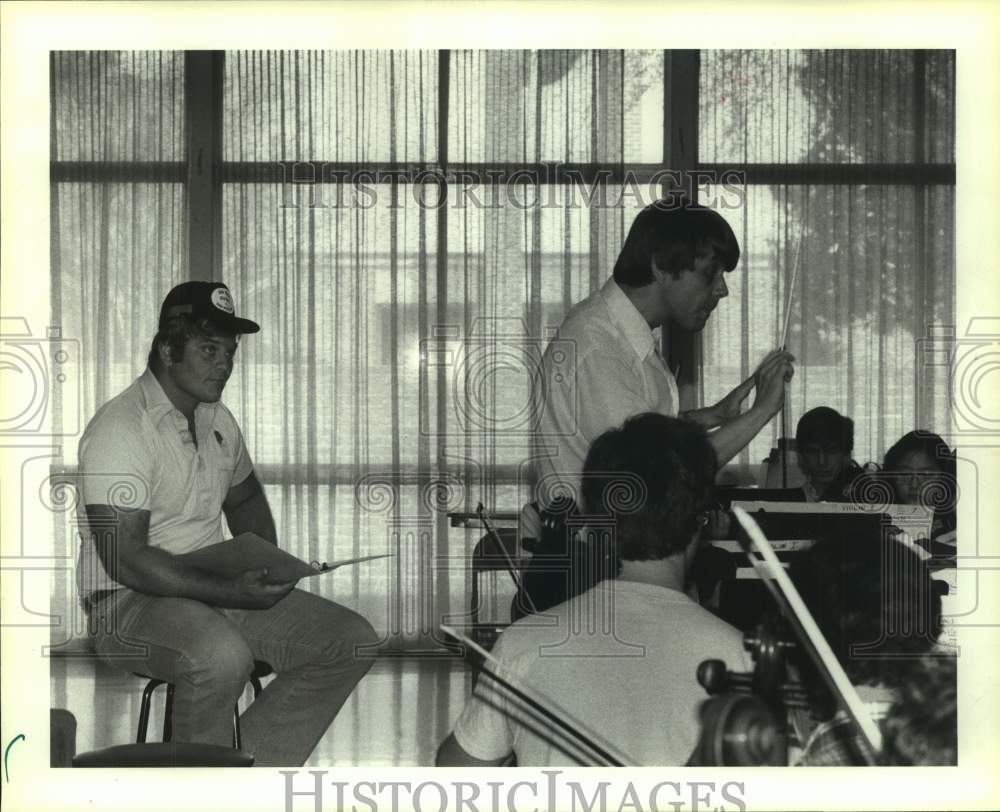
[87,587,377,766]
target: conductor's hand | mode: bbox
[236,568,297,609]
[752,349,795,418]
[713,373,756,423]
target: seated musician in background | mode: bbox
[437,413,753,767]
[794,406,863,502]
[883,430,957,542]
[784,528,945,765]
[77,282,377,766]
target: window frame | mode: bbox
[50,48,957,484]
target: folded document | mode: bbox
[178,533,392,583]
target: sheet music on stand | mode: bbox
[731,500,934,560]
[717,501,954,639]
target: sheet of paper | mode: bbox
[731,500,934,547]
[177,533,392,582]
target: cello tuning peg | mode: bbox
[697,659,728,694]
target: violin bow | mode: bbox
[778,227,805,488]
[441,624,634,767]
[476,502,536,615]
[731,507,882,764]
[779,227,805,352]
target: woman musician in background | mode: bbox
[883,430,957,543]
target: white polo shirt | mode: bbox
[453,579,751,766]
[76,369,253,596]
[530,277,679,519]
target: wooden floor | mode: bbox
[51,655,472,767]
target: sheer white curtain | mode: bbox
[698,50,954,471]
[49,51,187,732]
[48,50,955,760]
[51,51,187,427]
[220,50,661,648]
[49,49,955,657]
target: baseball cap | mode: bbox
[158,282,260,334]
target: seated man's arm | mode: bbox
[437,652,516,767]
[223,472,278,545]
[86,503,293,609]
[435,733,510,767]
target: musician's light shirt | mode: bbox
[453,579,752,766]
[529,278,679,529]
[76,369,253,597]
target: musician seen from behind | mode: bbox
[76,282,377,766]
[794,406,863,502]
[525,199,795,541]
[437,413,753,767]
[784,528,947,766]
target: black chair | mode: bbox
[73,742,254,767]
[135,660,272,750]
[470,529,525,651]
[50,708,77,767]
[511,497,620,621]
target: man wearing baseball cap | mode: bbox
[75,281,377,766]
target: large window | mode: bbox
[698,50,955,468]
[50,50,955,648]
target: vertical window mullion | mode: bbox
[184,50,224,281]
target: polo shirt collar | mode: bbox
[594,578,693,605]
[599,277,656,361]
[138,368,218,428]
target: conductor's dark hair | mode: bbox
[881,655,957,766]
[789,529,942,703]
[884,430,955,477]
[581,413,717,561]
[148,315,239,372]
[612,199,740,287]
[795,406,855,455]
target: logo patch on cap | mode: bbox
[211,287,235,315]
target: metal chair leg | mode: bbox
[162,683,175,742]
[137,678,167,744]
[137,664,270,751]
[233,705,242,750]
[237,663,268,749]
